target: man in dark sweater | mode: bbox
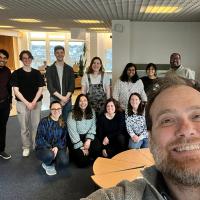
[0,49,12,159]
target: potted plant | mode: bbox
[78,43,87,77]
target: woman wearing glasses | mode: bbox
[35,101,69,176]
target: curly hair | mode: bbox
[87,56,104,74]
[120,63,139,83]
[72,94,93,120]
[127,93,145,116]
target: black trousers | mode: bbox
[0,99,10,152]
[102,133,127,158]
[72,135,101,168]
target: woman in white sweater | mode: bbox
[113,63,147,110]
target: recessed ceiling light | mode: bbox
[10,18,42,23]
[140,6,181,14]
[0,25,14,28]
[89,27,108,30]
[0,5,6,9]
[42,26,61,29]
[74,20,103,24]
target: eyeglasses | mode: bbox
[51,108,62,111]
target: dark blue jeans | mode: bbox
[36,148,69,168]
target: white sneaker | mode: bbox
[22,149,30,157]
[42,163,57,176]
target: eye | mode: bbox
[159,118,176,127]
[192,114,200,121]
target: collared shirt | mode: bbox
[166,65,195,80]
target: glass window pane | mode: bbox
[30,41,46,69]
[49,41,65,64]
[105,48,112,72]
[68,41,84,66]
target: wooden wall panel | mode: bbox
[0,35,16,70]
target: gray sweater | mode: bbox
[81,166,171,200]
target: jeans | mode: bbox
[36,148,69,168]
[128,138,148,149]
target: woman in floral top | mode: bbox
[125,93,148,149]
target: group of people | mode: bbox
[0,46,196,180]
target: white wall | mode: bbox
[112,21,200,82]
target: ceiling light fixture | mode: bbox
[0,25,14,28]
[140,6,181,14]
[74,20,103,24]
[89,27,108,30]
[10,18,42,23]
[0,5,6,9]
[42,26,61,29]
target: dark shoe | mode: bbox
[0,151,11,159]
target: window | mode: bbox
[49,41,65,64]
[30,41,46,69]
[105,48,112,72]
[68,41,84,65]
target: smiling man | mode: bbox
[82,76,200,200]
[166,53,195,80]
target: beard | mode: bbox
[150,137,200,187]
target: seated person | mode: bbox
[97,98,127,158]
[125,93,148,149]
[67,94,101,168]
[35,101,69,176]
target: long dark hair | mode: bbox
[73,94,93,120]
[49,101,65,128]
[127,93,145,116]
[146,63,157,77]
[87,56,104,74]
[103,98,122,114]
[120,63,139,83]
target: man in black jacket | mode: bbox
[46,46,75,122]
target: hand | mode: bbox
[51,147,58,158]
[131,135,140,142]
[81,148,89,156]
[26,102,33,110]
[103,137,109,146]
[60,100,66,106]
[102,149,108,157]
[84,139,91,150]
[31,101,37,109]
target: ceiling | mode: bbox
[0,0,200,32]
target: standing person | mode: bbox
[67,94,101,168]
[125,93,148,149]
[0,49,12,159]
[113,63,147,110]
[166,52,195,80]
[97,98,127,158]
[82,76,200,200]
[81,56,110,115]
[11,50,45,157]
[46,45,75,121]
[141,63,158,97]
[35,101,69,176]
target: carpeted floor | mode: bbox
[0,112,97,200]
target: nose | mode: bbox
[176,118,196,138]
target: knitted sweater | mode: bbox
[81,166,171,200]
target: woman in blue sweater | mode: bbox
[35,101,69,176]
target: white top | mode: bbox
[166,65,195,80]
[81,72,110,93]
[113,79,147,110]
